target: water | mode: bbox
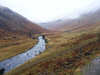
[0,36,46,73]
[82,57,100,75]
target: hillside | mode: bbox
[41,9,100,32]
[0,6,47,37]
[0,6,47,61]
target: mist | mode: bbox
[0,0,100,23]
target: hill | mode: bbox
[41,9,100,32]
[0,6,47,37]
[0,6,47,61]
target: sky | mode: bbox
[0,0,100,23]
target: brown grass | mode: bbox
[0,36,37,61]
[5,29,100,75]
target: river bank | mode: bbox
[0,36,46,74]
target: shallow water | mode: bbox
[0,36,46,72]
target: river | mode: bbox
[0,36,46,73]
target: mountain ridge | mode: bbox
[0,6,47,37]
[41,9,100,32]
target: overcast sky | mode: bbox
[0,0,100,23]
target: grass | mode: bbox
[5,29,100,75]
[0,35,37,61]
[2,25,100,75]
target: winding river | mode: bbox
[0,36,46,73]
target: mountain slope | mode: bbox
[0,6,47,37]
[42,9,100,32]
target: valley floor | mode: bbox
[5,27,100,75]
[0,35,37,61]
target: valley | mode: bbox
[0,4,100,75]
[6,27,100,75]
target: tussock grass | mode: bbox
[6,27,100,75]
[0,37,37,61]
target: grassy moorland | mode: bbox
[0,34,37,61]
[6,28,100,75]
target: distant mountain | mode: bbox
[0,6,47,37]
[39,19,63,29]
[41,9,100,32]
